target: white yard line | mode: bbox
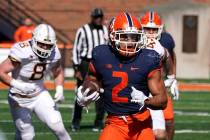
[1,129,210,135]
[175,120,210,123]
[0,119,209,124]
[0,100,8,104]
[0,106,209,117]
[0,132,99,135]
[1,109,209,117]
[174,111,210,117]
[175,130,210,134]
[57,104,74,108]
[0,99,74,108]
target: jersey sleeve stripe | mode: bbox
[147,68,161,78]
[8,55,21,63]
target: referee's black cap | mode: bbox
[91,8,104,18]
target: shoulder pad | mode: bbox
[9,41,31,62]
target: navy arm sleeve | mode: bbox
[159,32,175,56]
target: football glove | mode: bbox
[164,75,179,100]
[164,74,175,87]
[54,85,64,103]
[10,79,36,94]
[130,86,148,108]
[76,86,100,107]
[170,80,179,100]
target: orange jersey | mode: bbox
[99,109,155,140]
[14,25,35,42]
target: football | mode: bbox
[82,80,100,96]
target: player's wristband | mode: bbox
[167,74,175,79]
[56,85,63,93]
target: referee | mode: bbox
[72,8,108,132]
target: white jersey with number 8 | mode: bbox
[9,39,61,95]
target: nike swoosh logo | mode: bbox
[131,67,139,71]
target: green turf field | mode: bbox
[0,90,210,140]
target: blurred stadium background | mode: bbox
[0,0,210,140]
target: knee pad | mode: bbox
[49,121,71,140]
[15,119,35,140]
[48,120,67,135]
[45,110,66,134]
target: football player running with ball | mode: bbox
[0,24,71,140]
[76,12,167,140]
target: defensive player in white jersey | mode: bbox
[0,24,71,140]
[140,11,179,140]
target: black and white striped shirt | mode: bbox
[72,23,108,66]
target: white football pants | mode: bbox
[8,90,71,140]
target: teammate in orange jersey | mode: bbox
[76,12,168,140]
[14,18,35,42]
[140,11,179,140]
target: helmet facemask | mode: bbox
[142,24,163,40]
[32,38,56,58]
[111,28,146,57]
